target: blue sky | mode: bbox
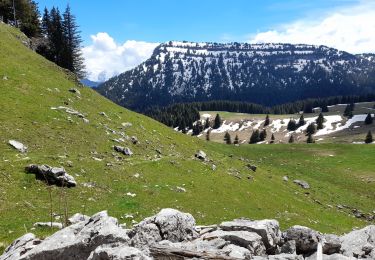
[35,1,375,81]
[37,0,360,44]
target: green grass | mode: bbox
[0,24,374,253]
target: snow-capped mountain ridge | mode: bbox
[97,41,375,110]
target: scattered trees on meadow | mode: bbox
[343,103,354,118]
[298,114,305,126]
[259,129,267,141]
[287,119,297,131]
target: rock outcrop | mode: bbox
[1,209,374,260]
[25,164,77,187]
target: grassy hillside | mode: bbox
[0,23,374,252]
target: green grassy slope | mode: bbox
[0,23,374,251]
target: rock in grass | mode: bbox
[33,222,63,229]
[8,140,28,153]
[25,164,77,188]
[114,145,133,156]
[195,150,207,161]
[284,225,321,254]
[293,179,310,189]
[68,88,81,95]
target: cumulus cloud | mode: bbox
[82,32,159,81]
[249,1,375,54]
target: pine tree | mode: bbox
[213,114,222,129]
[288,134,295,143]
[365,131,373,144]
[264,114,270,127]
[192,120,203,136]
[287,119,297,131]
[306,123,316,135]
[316,113,325,130]
[364,113,373,125]
[298,114,305,126]
[204,118,210,129]
[343,104,353,118]
[62,4,85,78]
[234,134,239,145]
[306,134,314,143]
[249,130,260,144]
[259,129,267,141]
[224,131,232,144]
[206,130,211,141]
[49,7,64,65]
[270,134,275,144]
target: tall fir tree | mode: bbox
[249,130,260,144]
[270,133,275,144]
[204,117,210,129]
[306,123,316,135]
[306,133,314,143]
[206,130,211,141]
[62,4,85,78]
[264,114,270,127]
[259,129,267,141]
[364,113,373,125]
[224,131,232,144]
[234,134,239,145]
[316,113,325,130]
[343,104,353,118]
[287,119,297,131]
[298,114,305,126]
[365,131,373,144]
[213,113,222,129]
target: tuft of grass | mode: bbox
[0,24,374,252]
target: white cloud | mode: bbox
[249,1,375,54]
[82,32,159,81]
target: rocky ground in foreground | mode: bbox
[1,209,374,260]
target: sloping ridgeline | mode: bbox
[97,41,375,111]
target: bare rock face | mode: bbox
[340,225,375,258]
[2,209,375,260]
[87,244,151,260]
[25,164,77,187]
[130,208,197,249]
[220,219,281,254]
[7,211,129,260]
[284,225,322,254]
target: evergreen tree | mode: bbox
[49,7,64,65]
[306,123,316,135]
[321,105,329,112]
[259,129,267,141]
[62,4,85,78]
[249,130,260,144]
[264,114,270,127]
[213,113,222,129]
[287,119,297,131]
[204,117,210,129]
[192,120,203,136]
[316,113,325,130]
[224,131,232,144]
[343,104,353,118]
[288,134,295,143]
[206,130,210,141]
[364,113,373,125]
[234,134,239,145]
[298,114,305,126]
[306,134,314,143]
[270,134,275,144]
[365,131,373,144]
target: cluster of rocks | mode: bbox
[25,164,77,188]
[1,209,374,260]
[114,145,133,156]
